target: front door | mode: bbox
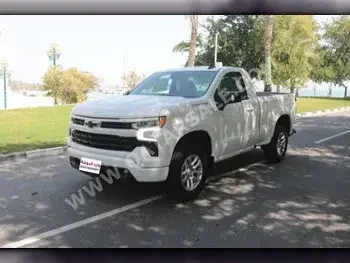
[234,72,260,148]
[213,71,249,156]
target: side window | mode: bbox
[232,72,249,101]
[214,72,248,109]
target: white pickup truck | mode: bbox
[67,66,296,201]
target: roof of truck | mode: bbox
[157,66,241,73]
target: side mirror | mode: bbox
[215,90,235,108]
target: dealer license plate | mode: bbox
[79,157,102,174]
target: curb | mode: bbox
[0,146,67,163]
[296,106,350,118]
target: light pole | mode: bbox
[214,32,219,65]
[47,43,61,105]
[0,61,11,110]
[47,43,61,67]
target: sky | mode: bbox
[0,15,334,87]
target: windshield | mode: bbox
[129,70,218,98]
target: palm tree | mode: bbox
[172,35,203,66]
[186,15,199,67]
[172,41,190,54]
[263,15,274,92]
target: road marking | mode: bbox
[315,130,350,144]
[1,160,267,248]
[1,195,164,248]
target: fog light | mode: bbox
[143,142,159,157]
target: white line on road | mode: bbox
[1,195,165,248]
[1,159,268,248]
[315,130,350,144]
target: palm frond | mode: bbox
[172,41,190,54]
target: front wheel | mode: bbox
[262,125,289,163]
[166,143,209,202]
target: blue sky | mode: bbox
[0,15,333,87]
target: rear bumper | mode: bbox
[67,145,169,182]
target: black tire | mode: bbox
[262,125,289,163]
[166,142,209,202]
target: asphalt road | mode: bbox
[0,110,349,248]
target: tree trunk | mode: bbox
[277,85,280,93]
[290,86,295,94]
[187,16,198,67]
[341,83,348,98]
[54,97,58,105]
[263,15,274,92]
[328,83,332,97]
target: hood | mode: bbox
[72,95,188,119]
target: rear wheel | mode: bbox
[262,125,288,163]
[166,143,209,202]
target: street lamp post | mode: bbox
[0,62,11,110]
[47,43,61,67]
[214,32,219,65]
[47,43,61,105]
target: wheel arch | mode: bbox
[275,114,291,135]
[174,130,213,158]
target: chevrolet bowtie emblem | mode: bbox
[85,121,99,128]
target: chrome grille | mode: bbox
[71,130,158,155]
[71,117,133,129]
[71,118,85,125]
[100,122,133,129]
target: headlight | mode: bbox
[131,116,167,130]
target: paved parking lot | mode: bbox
[0,110,349,248]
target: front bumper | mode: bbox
[67,144,169,182]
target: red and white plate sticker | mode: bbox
[79,157,102,174]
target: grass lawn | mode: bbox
[296,98,350,113]
[0,105,74,154]
[1,97,350,154]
